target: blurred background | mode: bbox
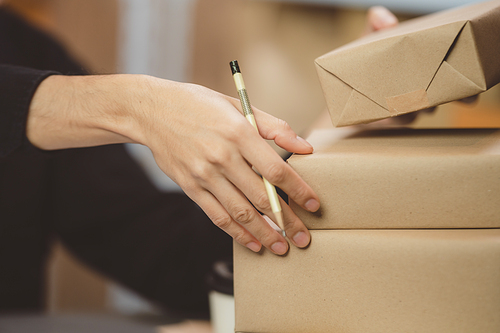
[1,0,499,326]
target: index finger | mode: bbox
[237,126,320,214]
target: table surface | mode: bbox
[0,314,157,333]
[0,314,213,333]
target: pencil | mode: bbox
[229,60,285,237]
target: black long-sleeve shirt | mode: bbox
[0,7,231,316]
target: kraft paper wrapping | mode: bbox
[288,128,500,229]
[234,229,500,333]
[315,0,500,126]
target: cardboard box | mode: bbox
[234,229,500,333]
[234,128,500,332]
[315,0,500,126]
[288,128,500,229]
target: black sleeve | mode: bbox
[0,7,86,158]
[0,64,57,158]
[49,144,233,317]
[0,7,233,318]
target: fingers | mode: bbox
[227,97,314,154]
[364,6,398,35]
[279,196,311,248]
[221,153,312,248]
[225,96,320,216]
[189,177,290,255]
[190,190,263,253]
[253,109,314,154]
[237,133,320,214]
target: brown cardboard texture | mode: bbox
[288,128,500,229]
[234,229,500,333]
[315,0,500,126]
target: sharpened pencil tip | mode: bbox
[275,211,285,237]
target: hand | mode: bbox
[27,74,320,255]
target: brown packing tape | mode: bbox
[386,89,429,115]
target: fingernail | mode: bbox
[296,136,313,150]
[305,199,320,212]
[246,242,261,252]
[293,231,310,248]
[380,11,397,25]
[383,15,397,25]
[271,242,288,255]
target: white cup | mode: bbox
[207,261,234,333]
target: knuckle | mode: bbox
[212,214,233,231]
[206,146,232,166]
[277,118,292,132]
[227,120,251,143]
[265,162,287,184]
[228,119,246,135]
[291,184,310,201]
[190,163,213,182]
[232,230,250,245]
[254,191,272,212]
[233,206,255,225]
[259,232,280,248]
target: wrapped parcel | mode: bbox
[315,0,500,126]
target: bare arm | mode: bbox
[27,74,320,255]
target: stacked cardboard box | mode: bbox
[234,128,500,333]
[234,1,500,331]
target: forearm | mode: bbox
[27,74,151,150]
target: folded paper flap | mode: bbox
[468,3,500,87]
[315,21,466,110]
[441,22,486,90]
[338,89,390,125]
[427,60,484,105]
[314,63,355,126]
